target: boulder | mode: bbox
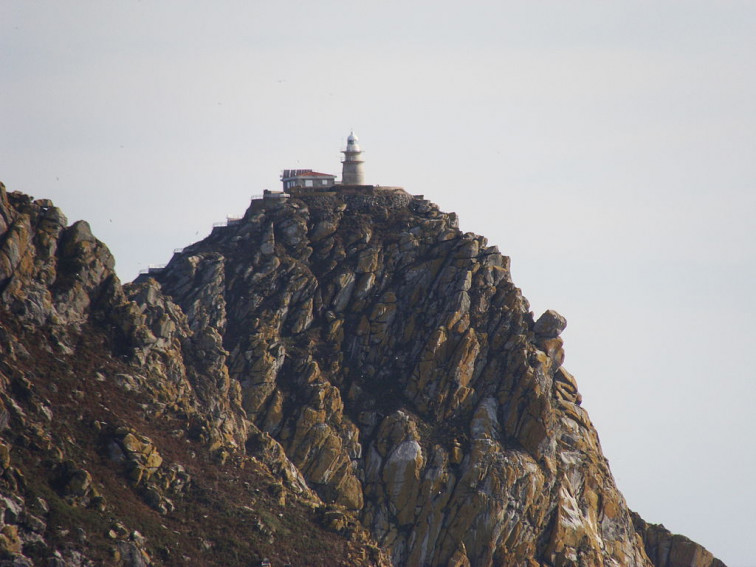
[535,309,567,338]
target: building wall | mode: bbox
[282,176,335,190]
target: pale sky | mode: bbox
[2,2,754,565]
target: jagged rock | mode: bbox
[151,187,725,566]
[632,513,726,567]
[0,525,22,556]
[0,442,10,470]
[63,467,92,498]
[114,541,151,567]
[554,367,582,405]
[113,430,163,484]
[535,309,568,338]
[0,182,723,567]
[321,508,349,532]
[141,485,174,515]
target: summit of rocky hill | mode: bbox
[0,181,724,566]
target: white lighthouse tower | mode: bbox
[341,131,366,185]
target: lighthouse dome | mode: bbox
[346,132,361,151]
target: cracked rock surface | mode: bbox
[0,182,724,566]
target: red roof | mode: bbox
[282,169,335,179]
[296,171,335,178]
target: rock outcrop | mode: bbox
[0,183,387,566]
[631,514,726,567]
[0,180,724,566]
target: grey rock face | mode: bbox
[147,187,673,566]
[0,181,724,567]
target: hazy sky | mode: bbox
[2,2,754,565]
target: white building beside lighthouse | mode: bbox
[341,131,365,185]
[281,169,336,191]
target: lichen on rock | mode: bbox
[0,180,724,567]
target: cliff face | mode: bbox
[0,184,386,567]
[0,181,724,567]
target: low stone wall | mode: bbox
[289,186,413,212]
[341,187,412,211]
[294,192,340,212]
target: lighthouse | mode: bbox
[341,131,365,185]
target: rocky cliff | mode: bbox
[0,181,724,566]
